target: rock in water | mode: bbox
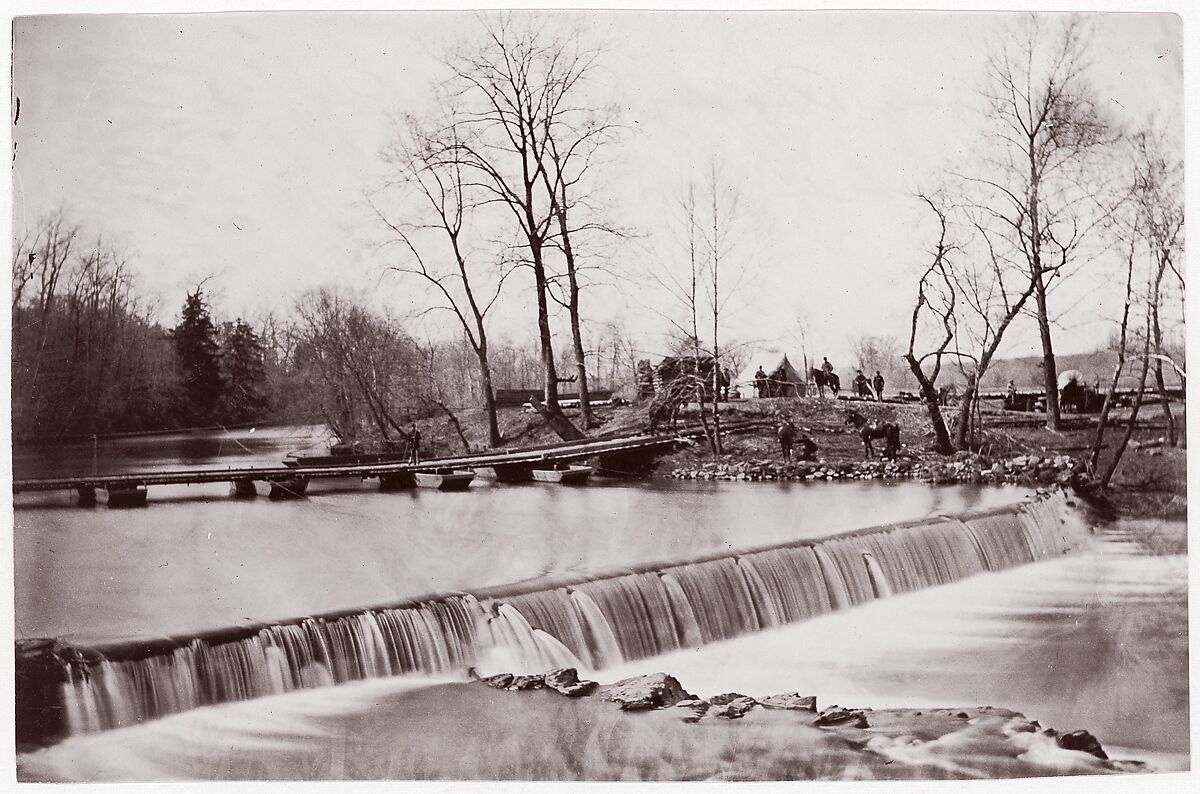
[1057,729,1108,760]
[507,674,546,691]
[759,693,817,712]
[476,673,514,689]
[710,697,757,719]
[595,673,696,711]
[708,692,752,706]
[814,706,869,729]
[672,699,711,723]
[544,668,598,697]
[544,668,580,688]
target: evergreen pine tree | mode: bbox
[170,289,224,423]
[219,318,270,422]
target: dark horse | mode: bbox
[845,409,901,459]
[810,368,841,398]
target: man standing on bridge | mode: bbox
[406,422,422,464]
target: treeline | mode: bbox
[10,210,638,442]
[10,212,271,437]
[260,289,639,451]
[11,17,684,448]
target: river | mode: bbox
[11,425,1190,779]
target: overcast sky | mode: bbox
[11,9,1184,366]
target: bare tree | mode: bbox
[970,14,1115,430]
[294,289,424,446]
[849,334,902,391]
[11,211,181,436]
[1099,250,1158,490]
[1088,224,1138,475]
[904,195,958,455]
[703,163,746,454]
[1129,127,1184,446]
[1090,124,1185,484]
[538,87,622,429]
[442,15,603,437]
[946,215,1042,449]
[786,310,815,392]
[649,167,748,452]
[652,182,716,449]
[374,112,512,447]
[11,209,81,422]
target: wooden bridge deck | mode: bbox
[12,433,686,494]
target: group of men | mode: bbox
[749,358,888,401]
[852,369,886,401]
[822,357,886,402]
[776,416,818,462]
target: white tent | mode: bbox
[734,352,807,398]
[1057,369,1086,390]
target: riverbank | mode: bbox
[404,395,1185,519]
[666,451,1084,487]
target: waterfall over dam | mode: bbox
[17,490,1083,744]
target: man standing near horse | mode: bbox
[873,371,885,402]
[777,416,796,461]
[846,409,901,460]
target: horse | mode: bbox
[845,409,901,460]
[810,368,841,398]
[1060,380,1086,414]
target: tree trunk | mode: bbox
[435,399,472,453]
[531,245,562,413]
[693,347,714,453]
[1033,274,1062,430]
[526,393,587,442]
[905,353,954,455]
[477,348,502,448]
[710,344,723,454]
[1090,234,1137,474]
[569,300,592,430]
[1150,299,1177,446]
[1101,254,1163,489]
[551,189,593,430]
[954,287,1036,450]
[1090,358,1126,477]
[1100,323,1152,489]
[709,190,723,456]
[954,374,978,450]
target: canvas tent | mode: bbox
[735,353,807,398]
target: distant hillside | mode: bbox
[976,348,1185,391]
[886,347,1185,394]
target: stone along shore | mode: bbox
[669,453,1086,486]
